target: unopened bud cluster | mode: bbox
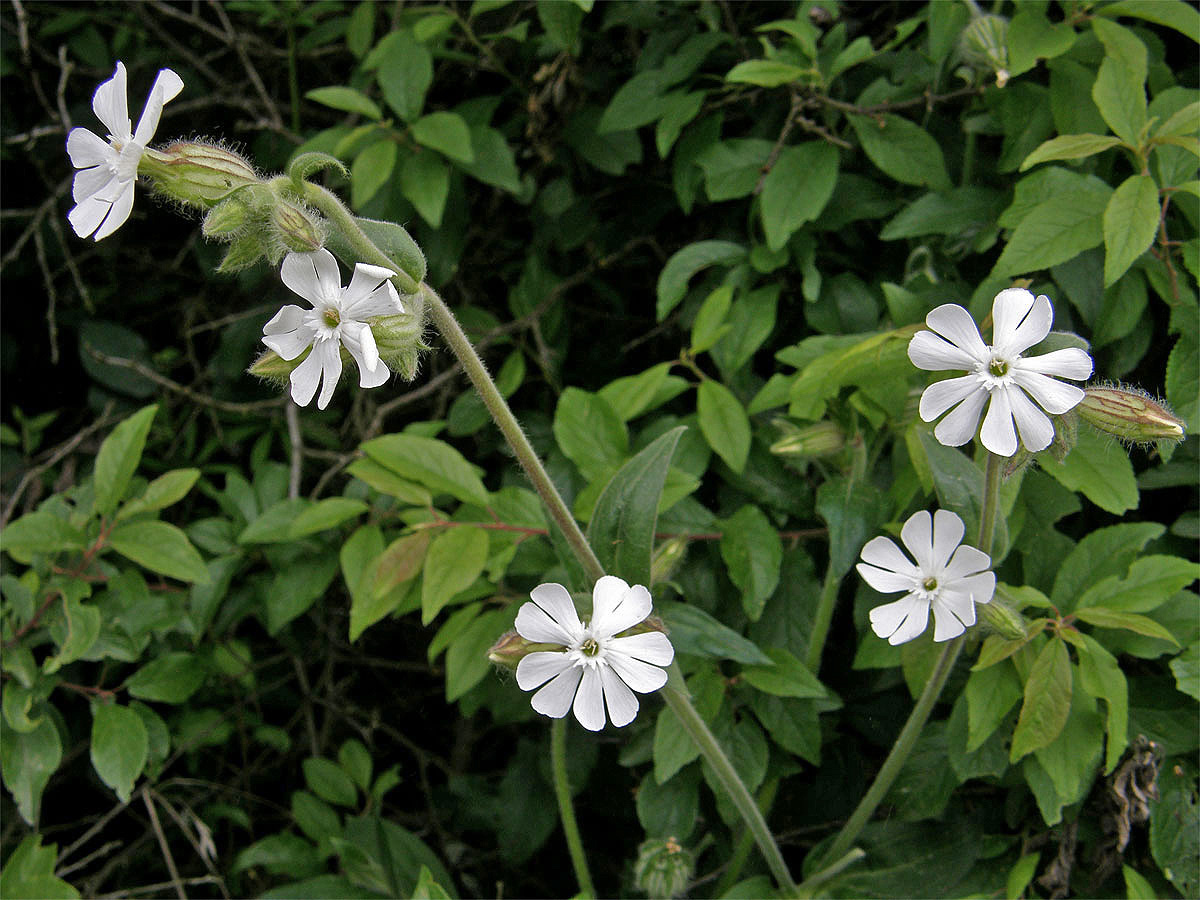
[634,836,694,899]
[1075,385,1185,446]
[200,176,327,272]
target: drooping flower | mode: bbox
[66,62,184,240]
[857,509,995,645]
[514,577,675,731]
[908,288,1093,456]
[262,249,404,409]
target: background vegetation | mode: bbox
[1,1,1197,898]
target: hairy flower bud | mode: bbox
[960,14,1010,87]
[978,593,1027,641]
[1076,385,1186,445]
[141,139,261,208]
[770,419,846,459]
[651,537,688,586]
[272,198,325,253]
[634,837,694,899]
[201,195,252,238]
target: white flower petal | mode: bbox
[312,340,342,410]
[1007,386,1055,452]
[132,67,184,146]
[600,664,640,727]
[932,389,988,447]
[67,194,110,238]
[856,562,918,594]
[979,389,1018,457]
[342,321,381,377]
[573,667,606,731]
[990,289,1039,352]
[1018,347,1093,381]
[908,330,980,373]
[343,264,401,318]
[288,346,324,408]
[605,649,669,693]
[930,598,969,641]
[310,248,344,301]
[589,575,630,631]
[92,182,134,240]
[262,306,312,357]
[515,650,573,690]
[950,571,997,606]
[1011,368,1087,413]
[92,62,131,139]
[531,666,583,719]
[280,252,324,305]
[930,509,965,571]
[528,583,583,637]
[72,165,116,204]
[900,510,935,572]
[942,545,992,581]
[358,357,391,389]
[607,631,674,666]
[859,536,919,578]
[515,599,577,645]
[594,582,652,639]
[925,303,990,360]
[66,127,113,169]
[869,595,929,645]
[919,375,984,421]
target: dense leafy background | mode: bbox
[1,2,1197,898]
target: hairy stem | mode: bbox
[552,717,595,898]
[804,565,842,674]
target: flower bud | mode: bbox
[271,198,325,253]
[651,537,688,586]
[634,837,694,899]
[959,14,1010,87]
[372,310,427,383]
[1076,385,1186,445]
[770,419,846,459]
[978,594,1027,641]
[218,233,269,273]
[487,630,536,670]
[202,195,251,238]
[140,140,261,209]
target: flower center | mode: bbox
[922,576,938,592]
[580,637,601,657]
[988,356,1009,378]
[323,307,341,328]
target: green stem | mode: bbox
[977,451,1002,555]
[663,665,797,895]
[552,717,595,899]
[714,778,779,897]
[804,565,841,674]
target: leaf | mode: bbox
[1077,555,1199,613]
[267,551,340,635]
[373,531,433,601]
[1097,0,1200,42]
[375,31,432,121]
[880,187,1006,240]
[815,475,887,580]
[290,498,369,540]
[636,767,701,841]
[1019,134,1125,171]
[360,434,489,506]
[346,459,432,506]
[760,142,839,251]
[410,112,474,163]
[1031,689,1104,810]
[1074,607,1180,645]
[1051,521,1164,611]
[848,113,952,192]
[690,285,733,355]
[1006,9,1077,78]
[457,126,521,193]
[351,138,397,210]
[587,427,685,587]
[1103,174,1160,286]
[993,185,1111,276]
[305,86,382,120]
[107,520,210,584]
[0,718,61,826]
[1150,758,1200,898]
[655,240,746,320]
[1092,57,1147,146]
[93,404,157,517]
[724,59,807,87]
[0,511,86,559]
[90,703,148,802]
[303,757,358,808]
[1037,426,1138,515]
[1170,641,1200,701]
[552,388,629,481]
[965,660,1023,752]
[741,647,826,698]
[537,0,584,54]
[0,835,80,899]
[696,138,773,201]
[1166,333,1198,431]
[658,602,773,666]
[597,363,674,421]
[697,380,750,473]
[42,596,100,674]
[116,468,200,521]
[1010,636,1073,762]
[421,526,489,624]
[125,652,206,704]
[598,70,672,132]
[1075,633,1129,772]
[413,866,454,900]
[719,505,782,621]
[445,607,514,701]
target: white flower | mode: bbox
[514,577,675,731]
[908,288,1093,456]
[857,509,995,645]
[66,62,183,240]
[262,249,404,409]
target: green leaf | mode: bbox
[375,31,432,121]
[1092,57,1146,146]
[108,520,210,583]
[267,552,341,636]
[1170,641,1200,701]
[1020,134,1125,171]
[457,126,521,192]
[372,531,432,603]
[292,789,341,846]
[1037,426,1138,515]
[637,767,701,841]
[587,427,685,586]
[1075,607,1180,645]
[42,596,100,674]
[965,659,1023,752]
[993,184,1111,276]
[346,459,432,506]
[1006,9,1076,78]
[305,86,382,120]
[1075,633,1129,772]
[0,510,86,559]
[1051,521,1164,611]
[697,380,750,473]
[1006,853,1040,900]
[1031,689,1103,812]
[741,647,825,698]
[655,240,745,320]
[303,757,358,807]
[690,285,733,355]
[816,475,886,579]
[599,70,672,132]
[696,138,773,201]
[93,404,157,518]
[880,187,1006,240]
[1150,757,1200,897]
[289,498,369,540]
[126,652,206,704]
[0,718,61,826]
[351,138,397,210]
[1010,637,1072,761]
[410,112,474,163]
[90,703,148,802]
[553,388,629,481]
[537,0,584,54]
[848,113,952,192]
[339,740,373,793]
[360,434,489,506]
[598,363,675,421]
[1166,332,1198,431]
[658,602,773,666]
[421,527,489,624]
[116,468,200,520]
[720,505,782,621]
[1077,555,1200,613]
[1103,174,1160,286]
[724,59,807,87]
[760,142,839,251]
[0,836,79,899]
[445,607,514,701]
[1097,0,1200,42]
[1123,864,1158,900]
[413,865,454,900]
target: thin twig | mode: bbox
[142,789,188,900]
[285,401,302,498]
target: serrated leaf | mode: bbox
[1010,636,1072,761]
[90,703,147,802]
[107,520,210,584]
[1103,174,1160,286]
[93,405,157,517]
